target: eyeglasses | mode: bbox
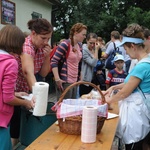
[89,42,95,45]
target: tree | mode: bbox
[52,0,150,43]
[52,0,79,43]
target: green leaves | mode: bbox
[52,0,150,43]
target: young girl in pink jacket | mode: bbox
[0,25,35,150]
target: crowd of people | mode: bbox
[51,23,150,150]
[0,17,150,150]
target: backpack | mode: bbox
[50,40,70,73]
[105,42,122,70]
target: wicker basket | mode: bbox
[57,81,107,135]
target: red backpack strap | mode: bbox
[50,45,57,59]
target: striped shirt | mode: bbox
[105,68,127,86]
[51,40,82,82]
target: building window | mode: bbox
[31,12,42,19]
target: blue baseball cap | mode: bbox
[117,36,144,47]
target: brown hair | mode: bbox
[97,36,103,42]
[111,31,120,39]
[28,18,53,35]
[69,23,87,46]
[143,27,150,39]
[122,23,145,47]
[86,33,98,41]
[122,23,144,39]
[0,25,25,55]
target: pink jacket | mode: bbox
[0,51,18,128]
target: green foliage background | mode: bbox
[52,0,150,44]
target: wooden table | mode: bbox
[25,102,119,150]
